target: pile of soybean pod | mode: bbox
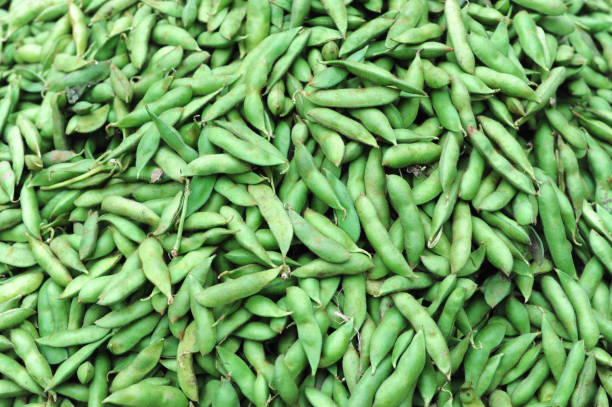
[2,0,612,405]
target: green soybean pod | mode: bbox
[467,127,534,195]
[386,0,423,44]
[545,108,587,151]
[511,193,538,227]
[500,343,541,386]
[103,383,188,407]
[586,137,612,186]
[474,66,537,100]
[478,115,534,179]
[110,340,163,392]
[294,142,344,211]
[537,178,578,278]
[196,266,281,307]
[571,352,597,407]
[0,353,43,396]
[487,332,539,393]
[557,270,599,350]
[444,0,475,73]
[511,0,567,15]
[339,344,359,394]
[550,341,586,407]
[478,180,516,212]
[489,390,512,407]
[349,108,396,146]
[339,11,398,57]
[188,274,216,356]
[364,148,390,228]
[428,172,462,247]
[469,34,527,80]
[306,386,338,407]
[347,154,366,201]
[138,237,172,302]
[542,313,566,382]
[521,66,566,121]
[0,271,43,306]
[20,181,41,238]
[320,0,347,37]
[369,307,407,373]
[450,202,472,273]
[307,106,379,147]
[471,216,513,275]
[325,168,361,242]
[373,330,426,407]
[382,142,442,168]
[48,235,87,274]
[541,274,579,342]
[102,195,161,227]
[514,11,548,70]
[391,23,442,45]
[213,176,256,207]
[176,322,198,401]
[87,353,111,407]
[9,328,52,389]
[221,205,274,266]
[185,154,247,176]
[387,174,425,266]
[28,234,73,287]
[510,358,550,406]
[437,286,466,340]
[95,298,154,329]
[46,334,110,390]
[302,208,365,257]
[431,87,462,136]
[107,313,161,355]
[252,373,269,407]
[459,148,485,201]
[475,353,504,397]
[464,320,507,386]
[286,286,323,376]
[249,184,293,256]
[590,229,612,276]
[273,355,299,404]
[147,106,198,163]
[594,386,609,407]
[348,356,393,407]
[307,120,346,166]
[79,210,99,261]
[110,64,133,104]
[579,258,605,299]
[356,195,415,279]
[398,53,424,126]
[320,318,353,368]
[323,60,425,96]
[36,280,68,366]
[288,208,351,263]
[267,31,311,92]
[36,325,110,347]
[291,253,373,278]
[76,361,94,385]
[393,292,451,377]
